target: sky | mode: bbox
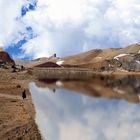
[30,82,140,140]
[0,0,140,59]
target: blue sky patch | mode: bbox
[6,25,37,60]
[21,0,37,16]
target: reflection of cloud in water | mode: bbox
[29,82,140,140]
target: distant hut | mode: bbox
[54,53,56,57]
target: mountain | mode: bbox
[15,43,140,72]
[58,44,140,71]
[48,43,140,72]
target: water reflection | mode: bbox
[37,76,140,103]
[30,76,140,140]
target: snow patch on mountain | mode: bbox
[56,60,64,65]
[136,60,140,64]
[114,54,129,60]
[113,87,125,94]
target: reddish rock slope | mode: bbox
[35,61,61,68]
[0,51,14,65]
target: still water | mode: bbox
[29,76,140,140]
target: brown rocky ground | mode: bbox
[0,68,42,140]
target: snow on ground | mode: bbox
[138,95,140,101]
[94,57,102,60]
[116,68,128,72]
[56,60,64,65]
[114,54,129,60]
[113,87,125,94]
[136,60,140,64]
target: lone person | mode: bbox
[22,90,26,99]
[53,88,56,93]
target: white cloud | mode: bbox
[29,82,140,140]
[0,42,4,47]
[21,0,140,58]
[0,0,26,47]
[1,0,140,58]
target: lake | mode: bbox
[29,75,140,140]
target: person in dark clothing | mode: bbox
[22,90,26,99]
[53,88,56,93]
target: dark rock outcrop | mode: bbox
[115,54,140,71]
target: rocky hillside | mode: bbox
[55,44,140,72]
[15,43,140,72]
[0,51,15,65]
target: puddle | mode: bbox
[29,76,140,140]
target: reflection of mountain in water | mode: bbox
[30,80,140,140]
[37,76,140,103]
